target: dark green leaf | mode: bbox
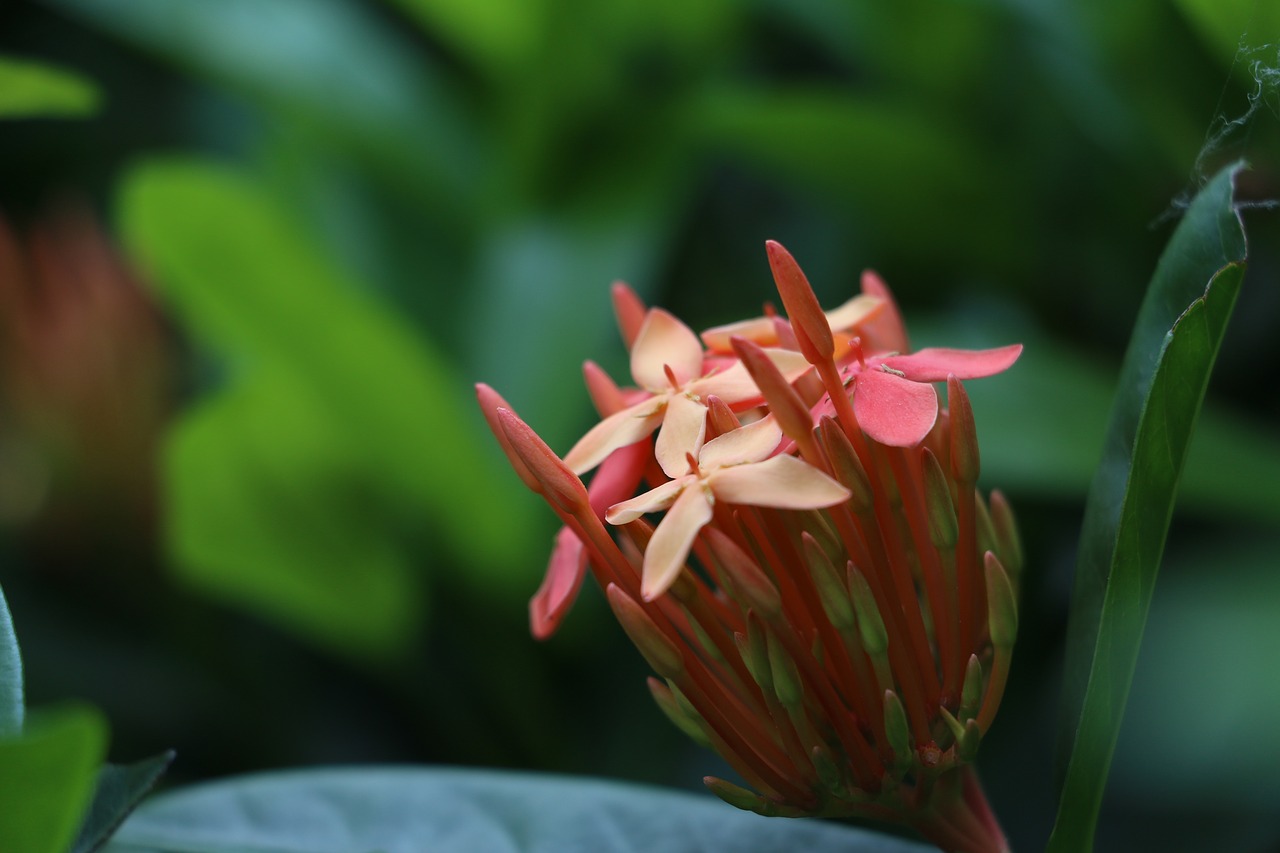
[0,705,108,853]
[119,159,540,656]
[103,767,931,853]
[71,751,175,853]
[0,55,100,118]
[1049,163,1248,851]
[0,583,21,737]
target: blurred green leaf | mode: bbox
[50,0,478,202]
[0,55,100,118]
[1110,537,1280,811]
[0,706,108,853]
[103,767,932,853]
[692,88,1016,260]
[1173,0,1280,66]
[120,158,539,657]
[383,0,543,77]
[1049,163,1247,852]
[954,324,1280,524]
[165,371,421,660]
[71,751,174,853]
[0,583,22,737]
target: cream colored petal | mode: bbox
[605,476,693,525]
[699,316,777,353]
[690,347,812,404]
[564,398,665,475]
[654,393,707,478]
[631,308,705,391]
[699,415,783,470]
[824,294,883,333]
[641,484,715,601]
[708,455,850,509]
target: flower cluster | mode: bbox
[478,242,1022,853]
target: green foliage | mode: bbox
[0,56,100,118]
[102,767,931,853]
[120,159,539,660]
[1050,164,1248,851]
[71,753,175,853]
[0,706,109,853]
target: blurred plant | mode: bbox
[0,208,171,568]
[481,243,1023,851]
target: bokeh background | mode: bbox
[2,1,1279,850]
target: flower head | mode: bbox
[479,244,1023,853]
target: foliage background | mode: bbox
[1,1,1278,850]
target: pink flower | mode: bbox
[564,308,809,477]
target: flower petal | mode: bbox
[690,348,810,403]
[824,293,884,333]
[699,414,783,470]
[605,476,692,525]
[641,485,714,600]
[631,308,704,391]
[852,368,938,447]
[708,454,850,508]
[587,439,650,520]
[529,527,589,639]
[859,270,910,353]
[654,392,708,478]
[880,344,1023,383]
[564,398,665,475]
[700,316,777,353]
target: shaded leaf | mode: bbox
[0,582,21,737]
[0,706,108,853]
[104,767,931,853]
[49,0,477,202]
[71,751,175,853]
[1049,163,1247,851]
[119,159,539,655]
[165,371,421,660]
[0,55,100,118]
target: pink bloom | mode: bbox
[563,307,808,477]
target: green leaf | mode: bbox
[103,767,931,853]
[0,55,100,118]
[49,0,477,202]
[1172,0,1280,66]
[1049,163,1248,852]
[0,583,22,737]
[119,159,539,657]
[0,706,109,853]
[71,751,175,853]
[164,371,422,660]
[383,0,544,77]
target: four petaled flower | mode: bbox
[605,416,850,599]
[564,307,809,477]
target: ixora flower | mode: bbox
[478,241,1024,853]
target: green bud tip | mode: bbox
[984,552,1018,649]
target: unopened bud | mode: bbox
[811,743,846,795]
[984,552,1018,650]
[960,654,983,722]
[737,614,774,692]
[582,360,627,416]
[989,489,1024,576]
[705,395,741,438]
[731,336,815,451]
[921,448,958,548]
[883,690,912,765]
[846,564,888,656]
[817,416,873,513]
[768,632,804,708]
[606,584,684,679]
[765,240,834,365]
[706,529,781,618]
[497,407,590,514]
[648,677,711,748]
[704,777,807,817]
[947,376,980,486]
[802,533,855,630]
[475,385,540,493]
[611,281,646,349]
